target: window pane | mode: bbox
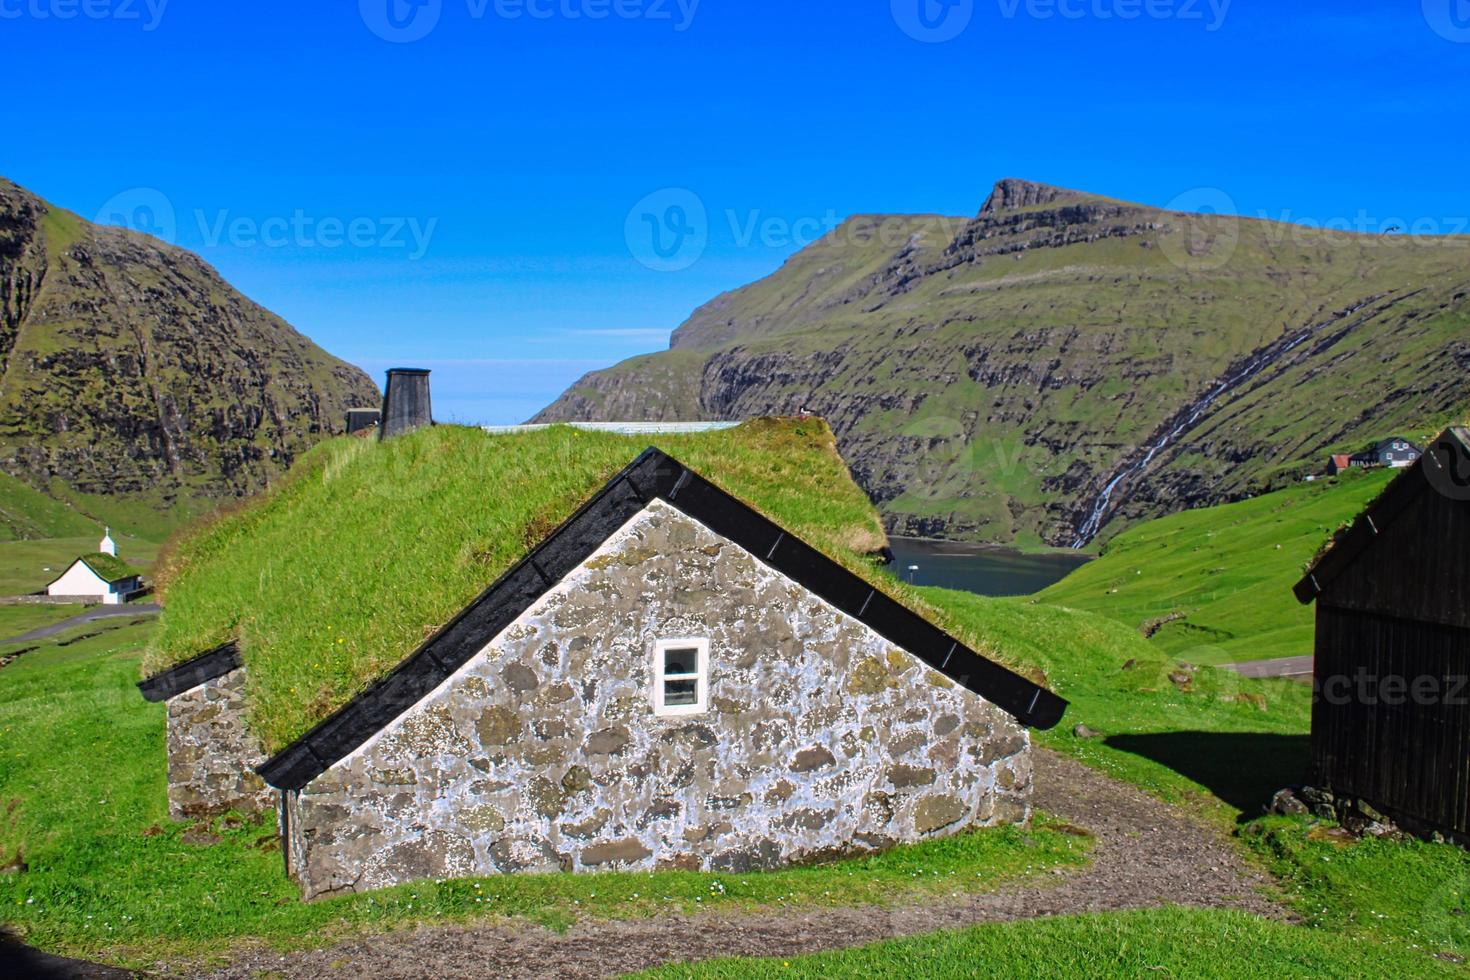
[664,678,698,706]
[663,647,699,676]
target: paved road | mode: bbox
[0,603,160,646]
[1221,654,1313,679]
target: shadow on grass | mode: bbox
[1104,732,1310,821]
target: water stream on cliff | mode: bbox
[1067,297,1378,548]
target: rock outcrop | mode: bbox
[0,178,379,522]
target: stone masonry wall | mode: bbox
[166,666,274,819]
[285,500,1031,898]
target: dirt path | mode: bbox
[187,749,1282,979]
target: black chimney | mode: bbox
[379,368,432,440]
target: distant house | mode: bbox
[44,530,143,604]
[44,555,143,604]
[1329,437,1422,475]
[1295,427,1470,841]
[140,443,1066,899]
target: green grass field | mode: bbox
[1036,469,1396,664]
[635,907,1459,979]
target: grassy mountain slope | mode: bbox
[0,177,380,534]
[536,179,1470,549]
[1035,468,1396,664]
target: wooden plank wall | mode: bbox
[1313,605,1470,835]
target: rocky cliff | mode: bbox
[0,178,380,528]
[537,179,1470,548]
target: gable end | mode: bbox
[256,448,1068,791]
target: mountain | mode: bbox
[0,178,380,534]
[536,179,1470,549]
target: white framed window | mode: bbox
[653,637,709,717]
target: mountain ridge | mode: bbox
[537,178,1470,548]
[0,177,381,534]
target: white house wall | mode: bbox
[284,500,1031,899]
[45,562,113,602]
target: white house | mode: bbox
[44,550,142,605]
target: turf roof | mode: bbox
[75,552,138,584]
[145,418,896,752]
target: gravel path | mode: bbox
[189,749,1283,979]
[1222,655,1314,681]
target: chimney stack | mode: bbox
[379,368,432,440]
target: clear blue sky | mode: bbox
[3,1,1467,423]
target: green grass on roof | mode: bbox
[77,552,138,584]
[145,419,892,753]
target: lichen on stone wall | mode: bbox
[287,500,1031,898]
[165,666,274,819]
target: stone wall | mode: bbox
[285,500,1030,898]
[166,666,274,819]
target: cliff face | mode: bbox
[0,178,380,524]
[536,179,1470,548]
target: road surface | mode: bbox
[1221,655,1313,680]
[0,603,160,646]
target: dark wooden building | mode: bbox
[1295,427,1470,839]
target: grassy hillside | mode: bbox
[0,470,97,541]
[537,178,1470,549]
[0,177,380,537]
[148,419,895,752]
[1035,468,1396,664]
[923,588,1312,823]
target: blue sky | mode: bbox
[3,1,1468,423]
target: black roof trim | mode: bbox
[137,641,241,702]
[1294,427,1470,605]
[257,448,1067,790]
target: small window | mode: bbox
[654,638,708,716]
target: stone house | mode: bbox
[141,447,1066,898]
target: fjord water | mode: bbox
[888,538,1090,597]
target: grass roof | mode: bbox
[77,552,137,584]
[145,418,897,752]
